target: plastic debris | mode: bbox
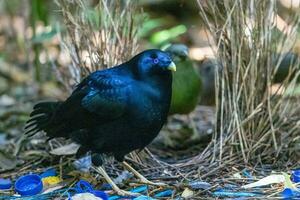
[134,195,157,200]
[233,172,242,179]
[108,185,148,199]
[100,183,112,190]
[2,188,69,199]
[71,192,103,200]
[242,169,253,179]
[0,178,12,190]
[292,169,300,183]
[73,155,92,172]
[113,171,134,185]
[130,185,148,193]
[15,174,43,196]
[40,168,57,178]
[50,143,80,155]
[99,171,133,191]
[42,176,61,186]
[241,174,285,188]
[0,134,7,145]
[68,180,108,200]
[181,188,194,198]
[223,183,239,189]
[213,189,261,197]
[154,189,173,197]
[282,172,296,189]
[281,188,300,199]
[188,181,211,190]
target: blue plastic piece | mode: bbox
[108,185,148,199]
[100,183,112,190]
[242,169,254,179]
[1,188,69,199]
[130,185,148,193]
[213,189,261,197]
[154,189,173,197]
[15,174,43,196]
[0,178,12,190]
[73,156,92,172]
[188,181,211,190]
[281,188,300,199]
[68,180,108,200]
[134,195,156,200]
[40,168,57,178]
[292,170,300,183]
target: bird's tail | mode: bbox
[24,101,62,138]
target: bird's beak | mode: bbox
[167,62,176,72]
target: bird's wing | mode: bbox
[25,71,132,139]
[73,71,132,120]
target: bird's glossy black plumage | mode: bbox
[25,49,176,165]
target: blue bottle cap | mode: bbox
[292,169,300,183]
[15,174,43,196]
[0,178,12,189]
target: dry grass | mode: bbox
[197,0,300,165]
[54,0,141,91]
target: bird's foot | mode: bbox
[122,161,168,187]
[93,166,140,197]
[115,189,140,197]
[139,177,167,187]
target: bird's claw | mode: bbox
[140,178,167,187]
[116,190,140,197]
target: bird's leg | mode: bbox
[93,166,140,197]
[122,161,167,186]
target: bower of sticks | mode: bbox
[0,0,299,199]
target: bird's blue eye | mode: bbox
[153,58,159,64]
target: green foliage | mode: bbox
[32,26,59,44]
[139,17,166,37]
[150,25,187,46]
[30,0,50,82]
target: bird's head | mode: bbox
[132,49,176,77]
[164,44,189,62]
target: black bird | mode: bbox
[25,49,176,196]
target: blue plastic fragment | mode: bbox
[292,169,300,183]
[0,178,12,190]
[100,183,112,190]
[130,185,148,193]
[242,169,253,179]
[68,180,108,200]
[188,181,211,190]
[281,188,300,199]
[113,171,134,185]
[154,189,173,197]
[213,189,261,197]
[223,184,239,189]
[1,188,69,199]
[73,155,92,172]
[108,196,120,200]
[134,195,156,200]
[40,168,57,178]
